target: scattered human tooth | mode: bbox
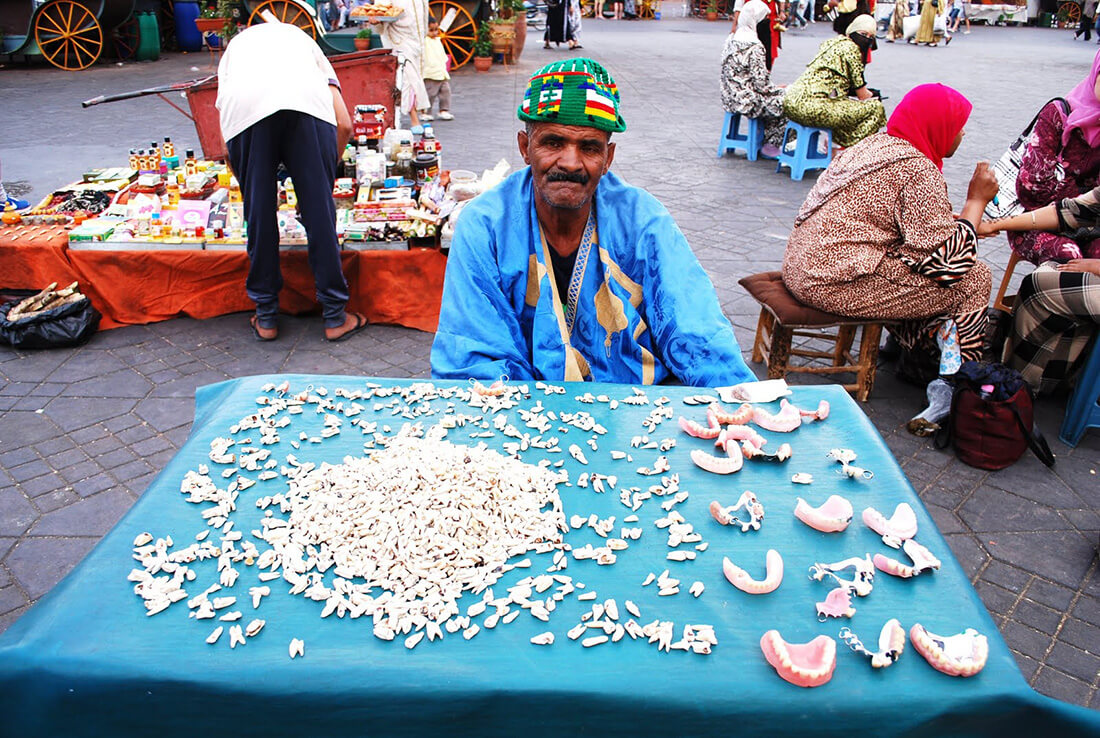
[530,631,555,645]
[206,626,223,644]
[583,635,609,648]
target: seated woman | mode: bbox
[782,83,998,434]
[1010,48,1100,264]
[782,15,886,149]
[980,188,1100,395]
[721,0,788,159]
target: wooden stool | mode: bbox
[738,272,886,402]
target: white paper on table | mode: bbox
[716,379,791,404]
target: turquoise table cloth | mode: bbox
[1,375,1097,737]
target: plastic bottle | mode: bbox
[184,149,198,177]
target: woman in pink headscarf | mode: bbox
[782,83,999,434]
[1010,49,1100,264]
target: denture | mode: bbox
[910,624,988,677]
[816,587,856,619]
[679,415,721,439]
[862,503,918,547]
[839,619,905,669]
[708,401,753,425]
[874,539,942,578]
[809,555,875,597]
[710,491,765,532]
[798,399,830,422]
[752,399,802,432]
[691,447,743,474]
[760,630,837,687]
[723,549,783,594]
[794,494,853,532]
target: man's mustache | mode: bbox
[545,170,590,185]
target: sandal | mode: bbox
[324,312,368,342]
[250,315,278,342]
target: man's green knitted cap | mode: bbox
[517,57,626,133]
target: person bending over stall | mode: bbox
[721,0,788,158]
[782,15,886,149]
[981,188,1100,395]
[781,84,998,435]
[217,21,364,343]
[431,59,755,387]
[1008,48,1100,265]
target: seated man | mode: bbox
[431,58,755,387]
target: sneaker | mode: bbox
[962,29,969,33]
[437,111,454,120]
[419,113,434,121]
[4,196,29,211]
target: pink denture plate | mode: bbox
[794,495,853,533]
[760,630,837,687]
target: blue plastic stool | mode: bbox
[1059,336,1100,447]
[775,121,832,181]
[717,111,765,161]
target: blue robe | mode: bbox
[430,168,755,388]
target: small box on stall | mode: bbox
[67,217,124,245]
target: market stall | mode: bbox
[0,84,495,332]
[0,376,1097,736]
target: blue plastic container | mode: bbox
[174,1,203,53]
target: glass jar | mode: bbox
[448,170,480,201]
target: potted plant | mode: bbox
[473,21,492,72]
[354,27,372,50]
[195,0,238,41]
[705,0,719,21]
[488,12,516,57]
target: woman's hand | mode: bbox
[976,219,1003,237]
[1055,258,1100,277]
[965,162,999,204]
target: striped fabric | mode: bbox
[1004,262,1100,395]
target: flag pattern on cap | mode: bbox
[517,58,626,133]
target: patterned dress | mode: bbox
[782,36,887,148]
[720,36,787,147]
[1005,186,1100,394]
[782,133,991,363]
[1009,100,1100,264]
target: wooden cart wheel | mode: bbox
[1057,0,1081,24]
[429,0,476,70]
[111,16,140,60]
[249,0,318,37]
[34,0,104,71]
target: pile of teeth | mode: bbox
[269,437,568,629]
[129,381,735,659]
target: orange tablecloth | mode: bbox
[0,237,446,332]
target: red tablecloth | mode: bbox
[0,235,446,332]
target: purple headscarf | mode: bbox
[1063,48,1100,148]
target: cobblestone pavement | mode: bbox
[2,18,1098,708]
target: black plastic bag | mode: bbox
[0,296,101,349]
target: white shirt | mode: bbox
[216,22,340,142]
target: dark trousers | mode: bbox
[226,110,348,329]
[1077,12,1094,39]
